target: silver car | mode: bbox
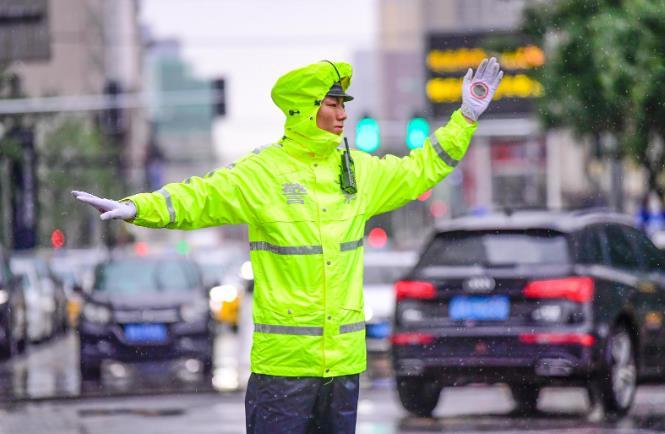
[363,250,417,352]
[10,255,57,342]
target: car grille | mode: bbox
[114,309,179,324]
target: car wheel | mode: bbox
[510,384,540,415]
[80,360,101,381]
[1,311,19,358]
[590,325,637,416]
[17,321,27,354]
[396,376,442,417]
[16,304,28,353]
[0,328,16,359]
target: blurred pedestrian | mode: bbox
[72,58,503,433]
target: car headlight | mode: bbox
[240,261,254,280]
[82,303,112,324]
[364,305,373,322]
[0,289,8,304]
[209,284,239,303]
[180,301,209,322]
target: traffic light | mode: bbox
[50,229,65,249]
[406,116,430,150]
[212,78,226,116]
[355,116,380,153]
[101,80,124,137]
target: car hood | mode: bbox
[88,291,202,309]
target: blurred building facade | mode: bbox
[143,39,217,187]
[12,0,148,189]
[2,0,148,250]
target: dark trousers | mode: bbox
[245,373,360,434]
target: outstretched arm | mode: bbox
[360,57,503,217]
[72,162,259,230]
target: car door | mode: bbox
[604,224,662,370]
[575,225,619,319]
[622,226,665,372]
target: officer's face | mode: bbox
[316,96,347,135]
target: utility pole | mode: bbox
[603,133,624,212]
[0,149,11,249]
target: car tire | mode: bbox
[589,324,637,417]
[17,328,27,353]
[0,332,16,359]
[0,314,18,359]
[396,376,442,417]
[510,384,540,414]
[80,360,101,381]
[17,310,28,354]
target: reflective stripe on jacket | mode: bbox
[124,61,477,377]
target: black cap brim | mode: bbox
[326,82,354,101]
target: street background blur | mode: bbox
[2,0,665,433]
[2,0,664,254]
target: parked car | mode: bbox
[0,246,27,357]
[392,209,665,417]
[10,254,58,342]
[49,248,107,328]
[78,255,214,380]
[363,250,417,352]
[192,248,251,331]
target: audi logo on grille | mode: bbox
[463,277,496,292]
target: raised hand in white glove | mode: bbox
[460,57,504,122]
[71,190,136,221]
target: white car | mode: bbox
[363,250,418,352]
[10,256,57,342]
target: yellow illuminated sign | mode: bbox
[426,73,543,103]
[427,45,545,73]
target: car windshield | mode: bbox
[93,259,201,293]
[418,230,570,268]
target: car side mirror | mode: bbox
[72,284,84,295]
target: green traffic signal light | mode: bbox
[355,116,380,153]
[406,117,430,150]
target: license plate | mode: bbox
[366,322,391,339]
[449,295,510,321]
[124,323,168,343]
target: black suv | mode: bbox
[391,210,665,417]
[78,255,214,380]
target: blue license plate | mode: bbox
[449,295,510,321]
[124,323,168,343]
[366,322,391,339]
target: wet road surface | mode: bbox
[3,329,665,432]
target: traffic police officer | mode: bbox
[73,57,503,433]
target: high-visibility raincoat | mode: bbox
[124,61,477,377]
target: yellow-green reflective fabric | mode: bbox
[124,60,476,377]
[124,110,475,377]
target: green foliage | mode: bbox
[521,0,665,200]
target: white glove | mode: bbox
[460,57,504,122]
[71,190,136,221]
